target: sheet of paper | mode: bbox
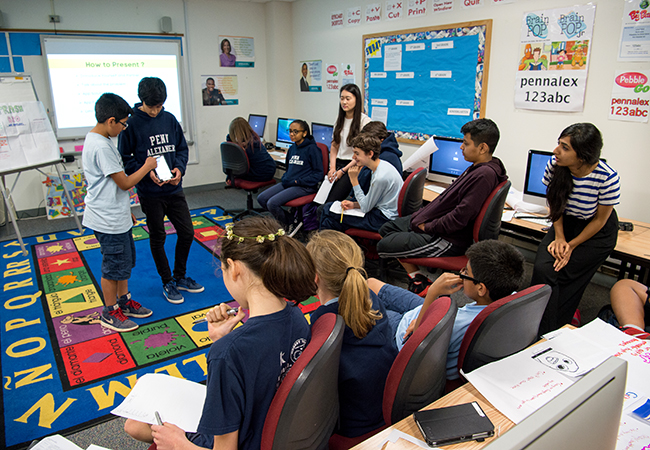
[371,106,388,124]
[402,136,438,172]
[111,373,206,433]
[502,210,515,222]
[384,44,403,71]
[29,435,83,450]
[86,446,112,450]
[313,175,333,204]
[379,429,429,449]
[329,200,365,217]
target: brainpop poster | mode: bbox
[514,4,596,112]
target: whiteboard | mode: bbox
[0,76,38,102]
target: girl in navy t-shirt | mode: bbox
[125,216,316,450]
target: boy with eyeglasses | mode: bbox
[367,239,525,380]
[118,77,203,304]
[82,93,158,331]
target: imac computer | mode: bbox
[483,356,627,450]
[312,122,334,150]
[427,136,472,183]
[248,114,267,139]
[523,149,552,209]
[275,117,296,150]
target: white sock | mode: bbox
[409,271,431,281]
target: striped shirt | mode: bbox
[543,158,620,220]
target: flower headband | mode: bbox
[225,222,286,244]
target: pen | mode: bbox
[154,411,163,426]
[193,308,238,324]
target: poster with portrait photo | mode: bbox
[218,36,255,68]
[299,60,322,92]
[201,75,239,106]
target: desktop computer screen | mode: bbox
[312,122,334,150]
[428,136,471,179]
[248,114,267,139]
[275,117,296,150]
[524,150,552,198]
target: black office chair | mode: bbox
[220,142,275,221]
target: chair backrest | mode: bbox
[473,179,511,243]
[316,142,330,177]
[383,296,457,425]
[458,284,552,375]
[221,141,250,178]
[397,167,427,217]
[261,313,345,450]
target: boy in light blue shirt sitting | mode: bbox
[82,93,158,332]
[368,240,525,379]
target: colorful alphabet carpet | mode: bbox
[0,207,320,450]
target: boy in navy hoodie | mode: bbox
[118,77,203,304]
[257,120,323,231]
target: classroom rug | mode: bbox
[0,206,321,450]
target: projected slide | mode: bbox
[43,37,184,139]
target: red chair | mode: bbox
[345,167,427,276]
[457,284,552,377]
[328,296,457,450]
[399,179,511,273]
[261,313,345,450]
[220,141,276,221]
[283,142,329,234]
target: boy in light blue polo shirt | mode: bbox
[368,240,525,379]
[82,93,158,332]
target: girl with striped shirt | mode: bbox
[532,123,620,335]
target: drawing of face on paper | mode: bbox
[534,350,579,373]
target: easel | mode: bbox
[1,160,83,256]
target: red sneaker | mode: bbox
[619,326,650,340]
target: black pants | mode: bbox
[139,192,195,285]
[532,210,618,335]
[325,158,353,203]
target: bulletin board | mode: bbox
[363,20,492,143]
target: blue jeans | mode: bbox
[376,284,424,336]
[257,184,315,225]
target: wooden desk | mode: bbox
[351,382,513,449]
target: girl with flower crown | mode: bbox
[125,216,316,450]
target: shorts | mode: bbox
[95,230,136,281]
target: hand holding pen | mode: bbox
[205,303,245,342]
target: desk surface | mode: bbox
[351,382,513,449]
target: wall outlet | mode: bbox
[49,15,61,23]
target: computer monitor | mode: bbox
[427,136,471,181]
[522,149,552,209]
[275,117,296,150]
[248,114,267,139]
[483,357,627,450]
[312,122,334,150]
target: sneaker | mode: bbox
[619,326,650,340]
[408,273,432,295]
[571,309,582,327]
[118,293,152,318]
[101,305,139,332]
[174,276,204,293]
[163,281,184,304]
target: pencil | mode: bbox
[154,411,163,426]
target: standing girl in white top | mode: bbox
[326,84,372,203]
[531,123,620,335]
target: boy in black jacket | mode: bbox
[118,77,203,304]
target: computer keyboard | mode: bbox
[514,213,552,227]
[268,151,286,158]
[425,185,446,194]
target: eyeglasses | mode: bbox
[455,266,481,284]
[118,120,129,129]
[288,129,305,134]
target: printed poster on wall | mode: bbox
[366,3,382,24]
[407,0,428,18]
[325,63,339,92]
[347,7,362,26]
[461,0,484,10]
[386,1,403,20]
[432,0,454,14]
[619,0,650,61]
[514,4,596,112]
[609,70,650,122]
[204,75,239,105]
[341,63,356,86]
[300,60,322,92]
[331,11,344,28]
[218,36,255,68]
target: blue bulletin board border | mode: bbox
[363,20,492,143]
